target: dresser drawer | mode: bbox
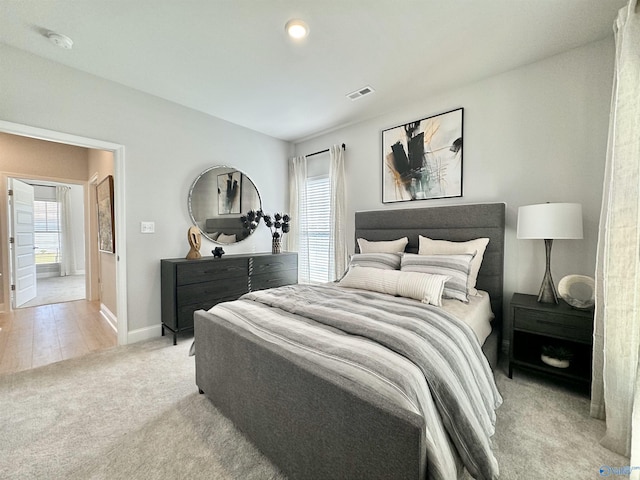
[176,293,244,329]
[251,269,298,292]
[250,254,297,276]
[176,258,247,286]
[162,253,298,344]
[177,276,248,305]
[514,307,593,343]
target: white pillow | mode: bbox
[357,237,409,254]
[401,253,474,303]
[338,265,449,307]
[418,236,489,296]
[216,233,237,244]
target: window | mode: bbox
[302,175,334,283]
[33,200,60,264]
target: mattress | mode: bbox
[441,290,494,345]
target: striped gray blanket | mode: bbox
[209,283,502,480]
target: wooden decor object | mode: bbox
[186,226,202,259]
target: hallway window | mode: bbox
[33,200,60,264]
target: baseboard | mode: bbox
[100,303,117,332]
[127,324,163,344]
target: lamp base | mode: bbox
[538,273,559,303]
[538,239,559,304]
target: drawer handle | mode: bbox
[533,319,579,329]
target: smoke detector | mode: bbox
[46,31,74,49]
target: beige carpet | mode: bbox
[0,337,630,479]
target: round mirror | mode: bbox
[188,166,262,244]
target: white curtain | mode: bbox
[329,145,348,280]
[288,155,310,283]
[591,0,640,465]
[57,186,76,276]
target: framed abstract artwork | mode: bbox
[97,175,115,253]
[382,108,463,203]
[217,170,241,214]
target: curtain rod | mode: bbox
[305,143,346,158]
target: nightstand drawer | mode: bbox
[514,308,592,343]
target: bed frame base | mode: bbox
[195,310,426,480]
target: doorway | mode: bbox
[9,178,87,309]
[0,120,127,347]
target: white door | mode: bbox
[10,178,36,307]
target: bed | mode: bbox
[194,202,505,480]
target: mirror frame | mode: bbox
[187,165,262,244]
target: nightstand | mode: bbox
[509,293,594,386]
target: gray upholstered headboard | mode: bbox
[204,217,248,241]
[354,203,506,327]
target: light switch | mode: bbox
[141,221,155,234]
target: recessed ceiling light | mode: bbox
[285,19,309,39]
[45,31,74,50]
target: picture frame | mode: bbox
[382,108,463,203]
[217,171,241,214]
[97,175,115,253]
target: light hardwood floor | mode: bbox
[0,300,117,375]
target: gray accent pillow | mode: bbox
[401,253,474,302]
[418,236,489,296]
[350,253,402,270]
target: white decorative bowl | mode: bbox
[558,274,595,310]
[541,354,570,369]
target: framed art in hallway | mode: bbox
[97,175,115,253]
[382,107,463,203]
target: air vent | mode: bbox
[346,85,375,101]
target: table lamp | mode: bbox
[517,203,583,303]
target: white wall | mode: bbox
[0,44,291,340]
[294,38,615,340]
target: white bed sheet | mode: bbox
[440,290,494,345]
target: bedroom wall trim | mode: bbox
[127,324,162,344]
[100,302,117,332]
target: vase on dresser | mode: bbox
[272,236,282,254]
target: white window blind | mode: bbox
[301,175,334,283]
[33,200,61,264]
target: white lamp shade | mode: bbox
[517,203,583,239]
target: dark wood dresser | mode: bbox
[161,252,298,344]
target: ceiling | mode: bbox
[0,0,627,143]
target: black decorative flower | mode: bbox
[241,210,264,235]
[262,211,291,240]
